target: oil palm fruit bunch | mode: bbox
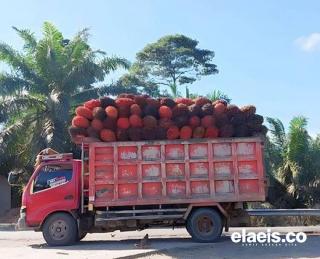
[69,95,266,142]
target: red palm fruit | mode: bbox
[214,102,226,115]
[118,105,130,117]
[144,105,159,117]
[159,106,172,119]
[142,127,156,140]
[226,105,241,118]
[68,126,87,138]
[92,107,106,120]
[87,126,100,138]
[188,104,202,117]
[155,127,167,140]
[219,124,234,138]
[167,126,180,140]
[194,97,211,106]
[115,98,135,107]
[117,93,135,99]
[201,115,215,128]
[193,126,205,138]
[146,98,160,108]
[160,97,176,108]
[129,114,143,127]
[159,118,174,129]
[174,115,189,128]
[201,103,214,116]
[102,117,117,130]
[117,118,130,129]
[134,95,147,108]
[216,114,229,127]
[130,104,142,116]
[172,103,189,118]
[91,119,103,131]
[100,129,116,142]
[189,116,201,128]
[175,97,194,106]
[105,106,118,119]
[75,106,93,120]
[116,128,129,141]
[205,127,219,138]
[180,126,192,140]
[100,96,115,109]
[128,127,142,141]
[241,105,256,117]
[72,116,89,128]
[212,99,228,106]
[84,99,101,110]
[143,115,157,128]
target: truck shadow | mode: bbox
[29,236,230,250]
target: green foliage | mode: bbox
[126,34,218,97]
[188,90,231,103]
[110,73,160,97]
[266,116,320,208]
[0,22,129,177]
[206,90,231,103]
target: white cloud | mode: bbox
[295,33,320,52]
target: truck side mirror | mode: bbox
[8,171,21,186]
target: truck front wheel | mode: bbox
[186,208,223,243]
[42,213,78,246]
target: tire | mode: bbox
[77,232,87,241]
[42,213,78,246]
[186,208,223,243]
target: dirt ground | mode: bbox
[0,227,319,259]
[0,208,19,223]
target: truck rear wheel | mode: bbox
[186,208,223,243]
[42,213,78,246]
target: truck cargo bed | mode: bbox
[87,137,266,208]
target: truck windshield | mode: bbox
[33,164,72,193]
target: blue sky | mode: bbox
[0,0,319,135]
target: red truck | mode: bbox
[10,137,266,246]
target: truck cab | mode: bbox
[16,153,84,244]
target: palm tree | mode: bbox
[0,22,129,176]
[266,116,320,208]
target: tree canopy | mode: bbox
[0,22,129,176]
[124,34,218,97]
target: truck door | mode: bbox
[26,163,78,226]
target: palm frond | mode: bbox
[71,87,102,105]
[0,43,40,83]
[266,117,286,148]
[0,94,46,123]
[0,73,31,95]
[100,56,130,73]
[287,116,309,164]
[12,26,37,53]
[42,21,63,44]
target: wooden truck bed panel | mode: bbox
[88,137,266,207]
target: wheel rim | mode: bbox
[49,220,68,241]
[197,215,214,236]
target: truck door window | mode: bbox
[33,164,72,193]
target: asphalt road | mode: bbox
[0,227,319,259]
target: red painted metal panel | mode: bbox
[142,182,162,198]
[88,137,266,207]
